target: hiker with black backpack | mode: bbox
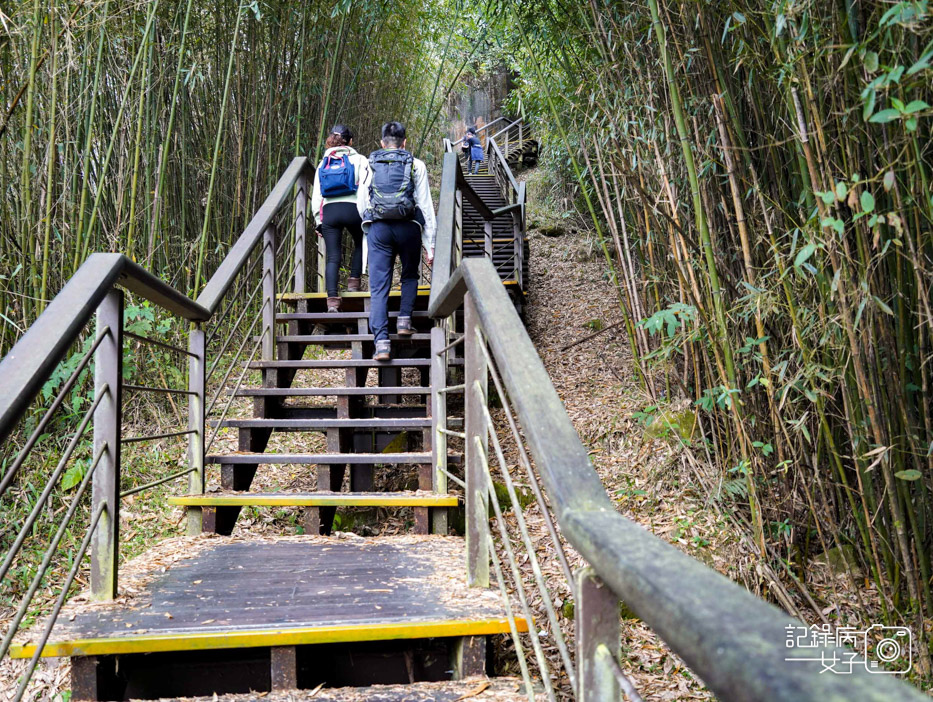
[311,124,371,313]
[357,122,436,361]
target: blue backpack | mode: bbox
[318,152,357,198]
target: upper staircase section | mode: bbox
[441,119,531,300]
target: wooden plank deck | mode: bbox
[12,535,525,659]
[159,678,543,700]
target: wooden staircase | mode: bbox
[4,129,533,697]
[10,287,528,699]
[171,288,456,537]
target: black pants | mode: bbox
[320,202,364,297]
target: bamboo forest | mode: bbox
[0,0,932,700]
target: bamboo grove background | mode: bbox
[489,0,933,676]
[0,0,463,355]
[0,0,478,636]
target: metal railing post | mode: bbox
[576,567,621,701]
[262,224,277,361]
[464,292,489,587]
[90,289,123,600]
[186,325,205,535]
[294,173,308,295]
[430,324,448,534]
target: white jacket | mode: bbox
[311,146,371,227]
[355,150,437,255]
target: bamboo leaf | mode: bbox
[894,470,922,481]
[869,108,901,123]
[903,100,929,114]
[794,243,817,267]
[872,295,895,316]
[907,49,933,75]
[860,191,875,213]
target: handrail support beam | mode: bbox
[464,292,489,587]
[91,289,123,600]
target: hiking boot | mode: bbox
[374,340,391,361]
[396,316,414,337]
[347,277,362,292]
[326,296,341,313]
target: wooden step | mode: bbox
[11,536,526,658]
[169,491,459,507]
[233,386,432,397]
[204,452,434,464]
[279,288,431,301]
[267,334,432,344]
[277,311,432,322]
[247,358,464,369]
[210,418,432,430]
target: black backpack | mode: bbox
[367,149,416,220]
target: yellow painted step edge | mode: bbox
[167,494,460,507]
[10,618,528,658]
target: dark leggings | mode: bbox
[320,202,364,296]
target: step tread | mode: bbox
[211,418,432,429]
[279,288,430,301]
[271,334,432,343]
[234,386,431,397]
[11,536,526,658]
[248,359,464,368]
[169,491,459,507]
[277,311,432,321]
[204,452,434,464]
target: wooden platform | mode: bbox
[159,678,541,700]
[12,535,525,659]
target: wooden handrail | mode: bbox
[0,254,210,445]
[488,118,523,143]
[450,116,512,147]
[197,157,310,313]
[430,258,925,701]
[487,137,520,196]
[0,156,309,448]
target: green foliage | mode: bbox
[488,0,933,654]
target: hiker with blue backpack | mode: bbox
[357,122,436,361]
[311,124,371,313]
[463,126,484,174]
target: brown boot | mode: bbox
[326,296,341,313]
[347,277,362,292]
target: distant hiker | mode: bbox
[311,124,371,313]
[357,122,436,361]
[463,126,484,174]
